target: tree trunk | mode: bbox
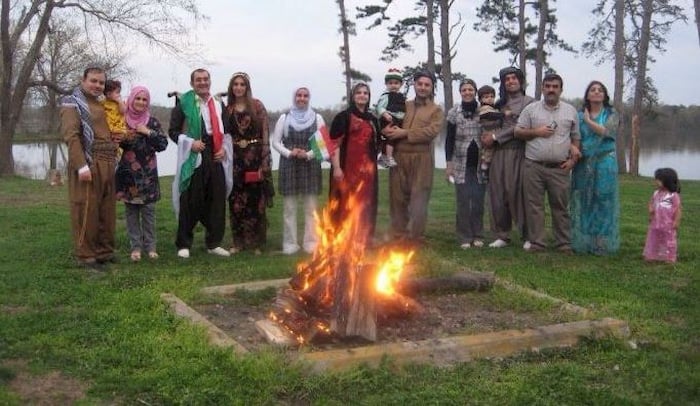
[630,0,652,176]
[518,0,527,73]
[439,0,453,113]
[534,0,548,100]
[695,0,700,47]
[338,0,353,102]
[0,0,55,176]
[426,0,436,74]
[0,0,14,175]
[630,114,639,176]
[614,0,627,173]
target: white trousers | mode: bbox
[282,194,318,254]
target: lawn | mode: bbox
[0,170,698,405]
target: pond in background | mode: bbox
[12,141,700,181]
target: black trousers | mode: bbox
[176,155,227,250]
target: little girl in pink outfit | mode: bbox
[643,168,682,263]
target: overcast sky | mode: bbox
[126,0,699,111]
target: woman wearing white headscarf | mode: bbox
[272,87,325,254]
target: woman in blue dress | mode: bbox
[570,81,620,255]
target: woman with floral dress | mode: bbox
[115,86,169,261]
[226,72,273,254]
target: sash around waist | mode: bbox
[92,141,117,160]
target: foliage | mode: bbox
[337,0,372,102]
[582,0,687,106]
[474,0,575,69]
[0,0,204,175]
[0,172,698,404]
[356,0,438,62]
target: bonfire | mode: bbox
[267,180,416,344]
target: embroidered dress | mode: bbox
[330,112,378,246]
[229,105,272,250]
[570,108,620,255]
[643,190,680,262]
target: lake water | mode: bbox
[12,141,700,181]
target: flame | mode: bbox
[268,163,415,344]
[375,250,414,295]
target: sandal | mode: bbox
[130,251,142,262]
[148,251,159,259]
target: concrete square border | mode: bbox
[161,277,629,372]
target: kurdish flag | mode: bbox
[309,124,335,162]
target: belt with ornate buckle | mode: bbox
[234,139,260,148]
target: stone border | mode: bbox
[298,318,629,371]
[161,293,249,354]
[162,277,630,372]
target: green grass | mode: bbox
[0,171,698,404]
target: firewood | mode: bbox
[330,263,377,341]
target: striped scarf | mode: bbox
[61,87,95,164]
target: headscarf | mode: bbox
[286,87,316,131]
[125,86,151,129]
[496,66,526,109]
[348,82,375,122]
[330,82,377,139]
[458,79,478,119]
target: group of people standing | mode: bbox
[445,68,620,256]
[167,69,276,259]
[60,64,680,271]
[446,67,682,262]
[280,71,444,252]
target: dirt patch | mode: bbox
[3,360,87,405]
[1,305,29,316]
[194,288,580,352]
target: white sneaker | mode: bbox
[489,239,508,248]
[460,243,471,249]
[207,247,231,257]
[523,241,532,250]
[177,248,190,258]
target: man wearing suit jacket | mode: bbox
[169,68,233,258]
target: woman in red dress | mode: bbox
[329,82,380,247]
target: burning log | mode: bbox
[270,288,329,344]
[330,263,377,341]
[377,293,425,319]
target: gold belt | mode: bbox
[234,139,260,148]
